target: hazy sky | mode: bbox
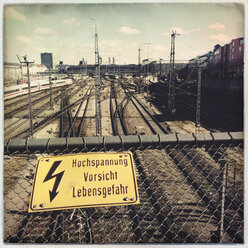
[4,3,244,65]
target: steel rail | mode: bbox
[123,84,171,134]
[123,88,157,135]
[66,81,95,243]
[109,82,143,242]
[14,89,91,139]
[110,81,175,242]
[77,86,94,137]
[11,81,88,139]
[124,79,243,242]
[113,82,128,135]
[4,89,60,118]
[110,82,118,136]
[50,80,91,243]
[65,93,75,137]
[66,86,91,137]
[4,85,72,139]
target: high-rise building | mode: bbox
[41,53,53,69]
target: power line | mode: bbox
[176,36,203,59]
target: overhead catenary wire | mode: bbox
[176,36,202,58]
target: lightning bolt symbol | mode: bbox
[43,160,65,202]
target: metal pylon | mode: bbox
[168,31,176,113]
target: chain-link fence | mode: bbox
[4,132,243,243]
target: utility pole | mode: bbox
[92,18,100,79]
[92,18,102,136]
[195,63,202,133]
[145,43,151,75]
[168,30,178,114]
[99,56,102,77]
[20,55,34,137]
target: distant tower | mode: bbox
[109,57,111,65]
[92,18,102,136]
[112,57,115,64]
[93,22,100,76]
[41,53,53,69]
[138,48,141,65]
[168,30,177,113]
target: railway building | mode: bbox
[190,37,244,79]
[175,37,244,94]
[67,64,139,75]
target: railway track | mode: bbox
[43,79,104,243]
[108,81,174,242]
[4,79,89,139]
[4,77,243,243]
[4,90,67,139]
[110,81,128,135]
[65,86,94,137]
[4,88,65,119]
[5,88,52,110]
[122,84,171,134]
[120,79,243,242]
[56,85,95,243]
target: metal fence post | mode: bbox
[219,158,228,242]
[233,162,236,190]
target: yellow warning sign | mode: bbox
[29,152,140,212]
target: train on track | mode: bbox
[4,78,73,100]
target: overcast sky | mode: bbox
[4,3,244,65]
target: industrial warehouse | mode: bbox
[3,2,245,245]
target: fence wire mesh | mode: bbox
[4,137,243,244]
